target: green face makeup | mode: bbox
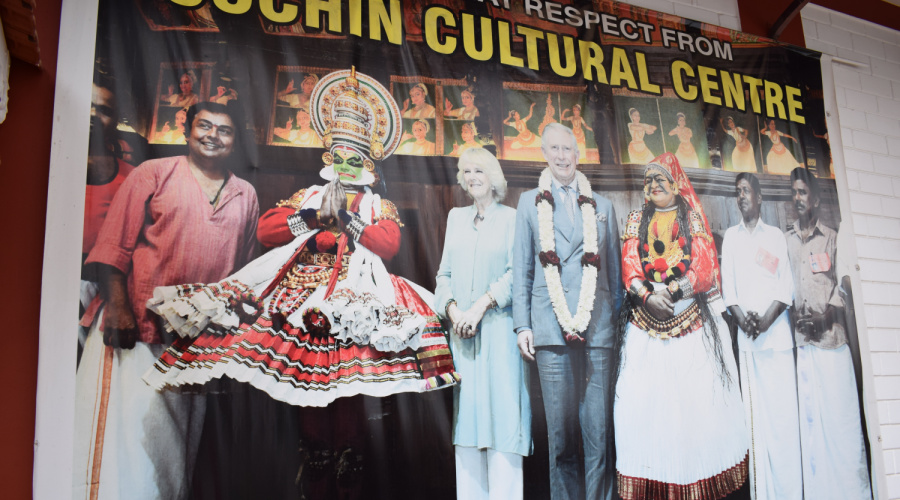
[333,147,365,182]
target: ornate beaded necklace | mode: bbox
[641,208,691,283]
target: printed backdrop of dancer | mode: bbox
[70,0,872,499]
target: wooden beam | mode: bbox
[770,0,811,40]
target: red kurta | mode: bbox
[82,158,135,255]
[84,156,259,344]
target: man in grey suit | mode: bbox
[513,123,622,500]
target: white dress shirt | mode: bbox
[721,218,795,351]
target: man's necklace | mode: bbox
[209,176,229,206]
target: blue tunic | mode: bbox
[435,202,532,456]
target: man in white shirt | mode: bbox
[721,172,801,500]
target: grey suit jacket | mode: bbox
[512,184,622,348]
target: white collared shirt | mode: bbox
[721,218,795,351]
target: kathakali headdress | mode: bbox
[644,153,714,238]
[309,67,402,186]
[644,152,721,286]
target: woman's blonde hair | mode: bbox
[457,148,507,202]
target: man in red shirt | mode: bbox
[83,70,134,258]
[79,69,134,322]
[73,101,259,500]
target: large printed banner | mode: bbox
[62,1,873,499]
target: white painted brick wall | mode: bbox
[622,0,741,30]
[802,4,900,498]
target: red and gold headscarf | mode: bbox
[645,152,721,287]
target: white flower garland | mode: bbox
[536,168,599,339]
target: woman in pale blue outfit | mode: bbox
[435,148,532,500]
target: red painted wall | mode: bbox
[0,0,62,498]
[738,0,900,47]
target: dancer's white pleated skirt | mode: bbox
[615,298,748,497]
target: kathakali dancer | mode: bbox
[615,153,748,499]
[143,68,458,406]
